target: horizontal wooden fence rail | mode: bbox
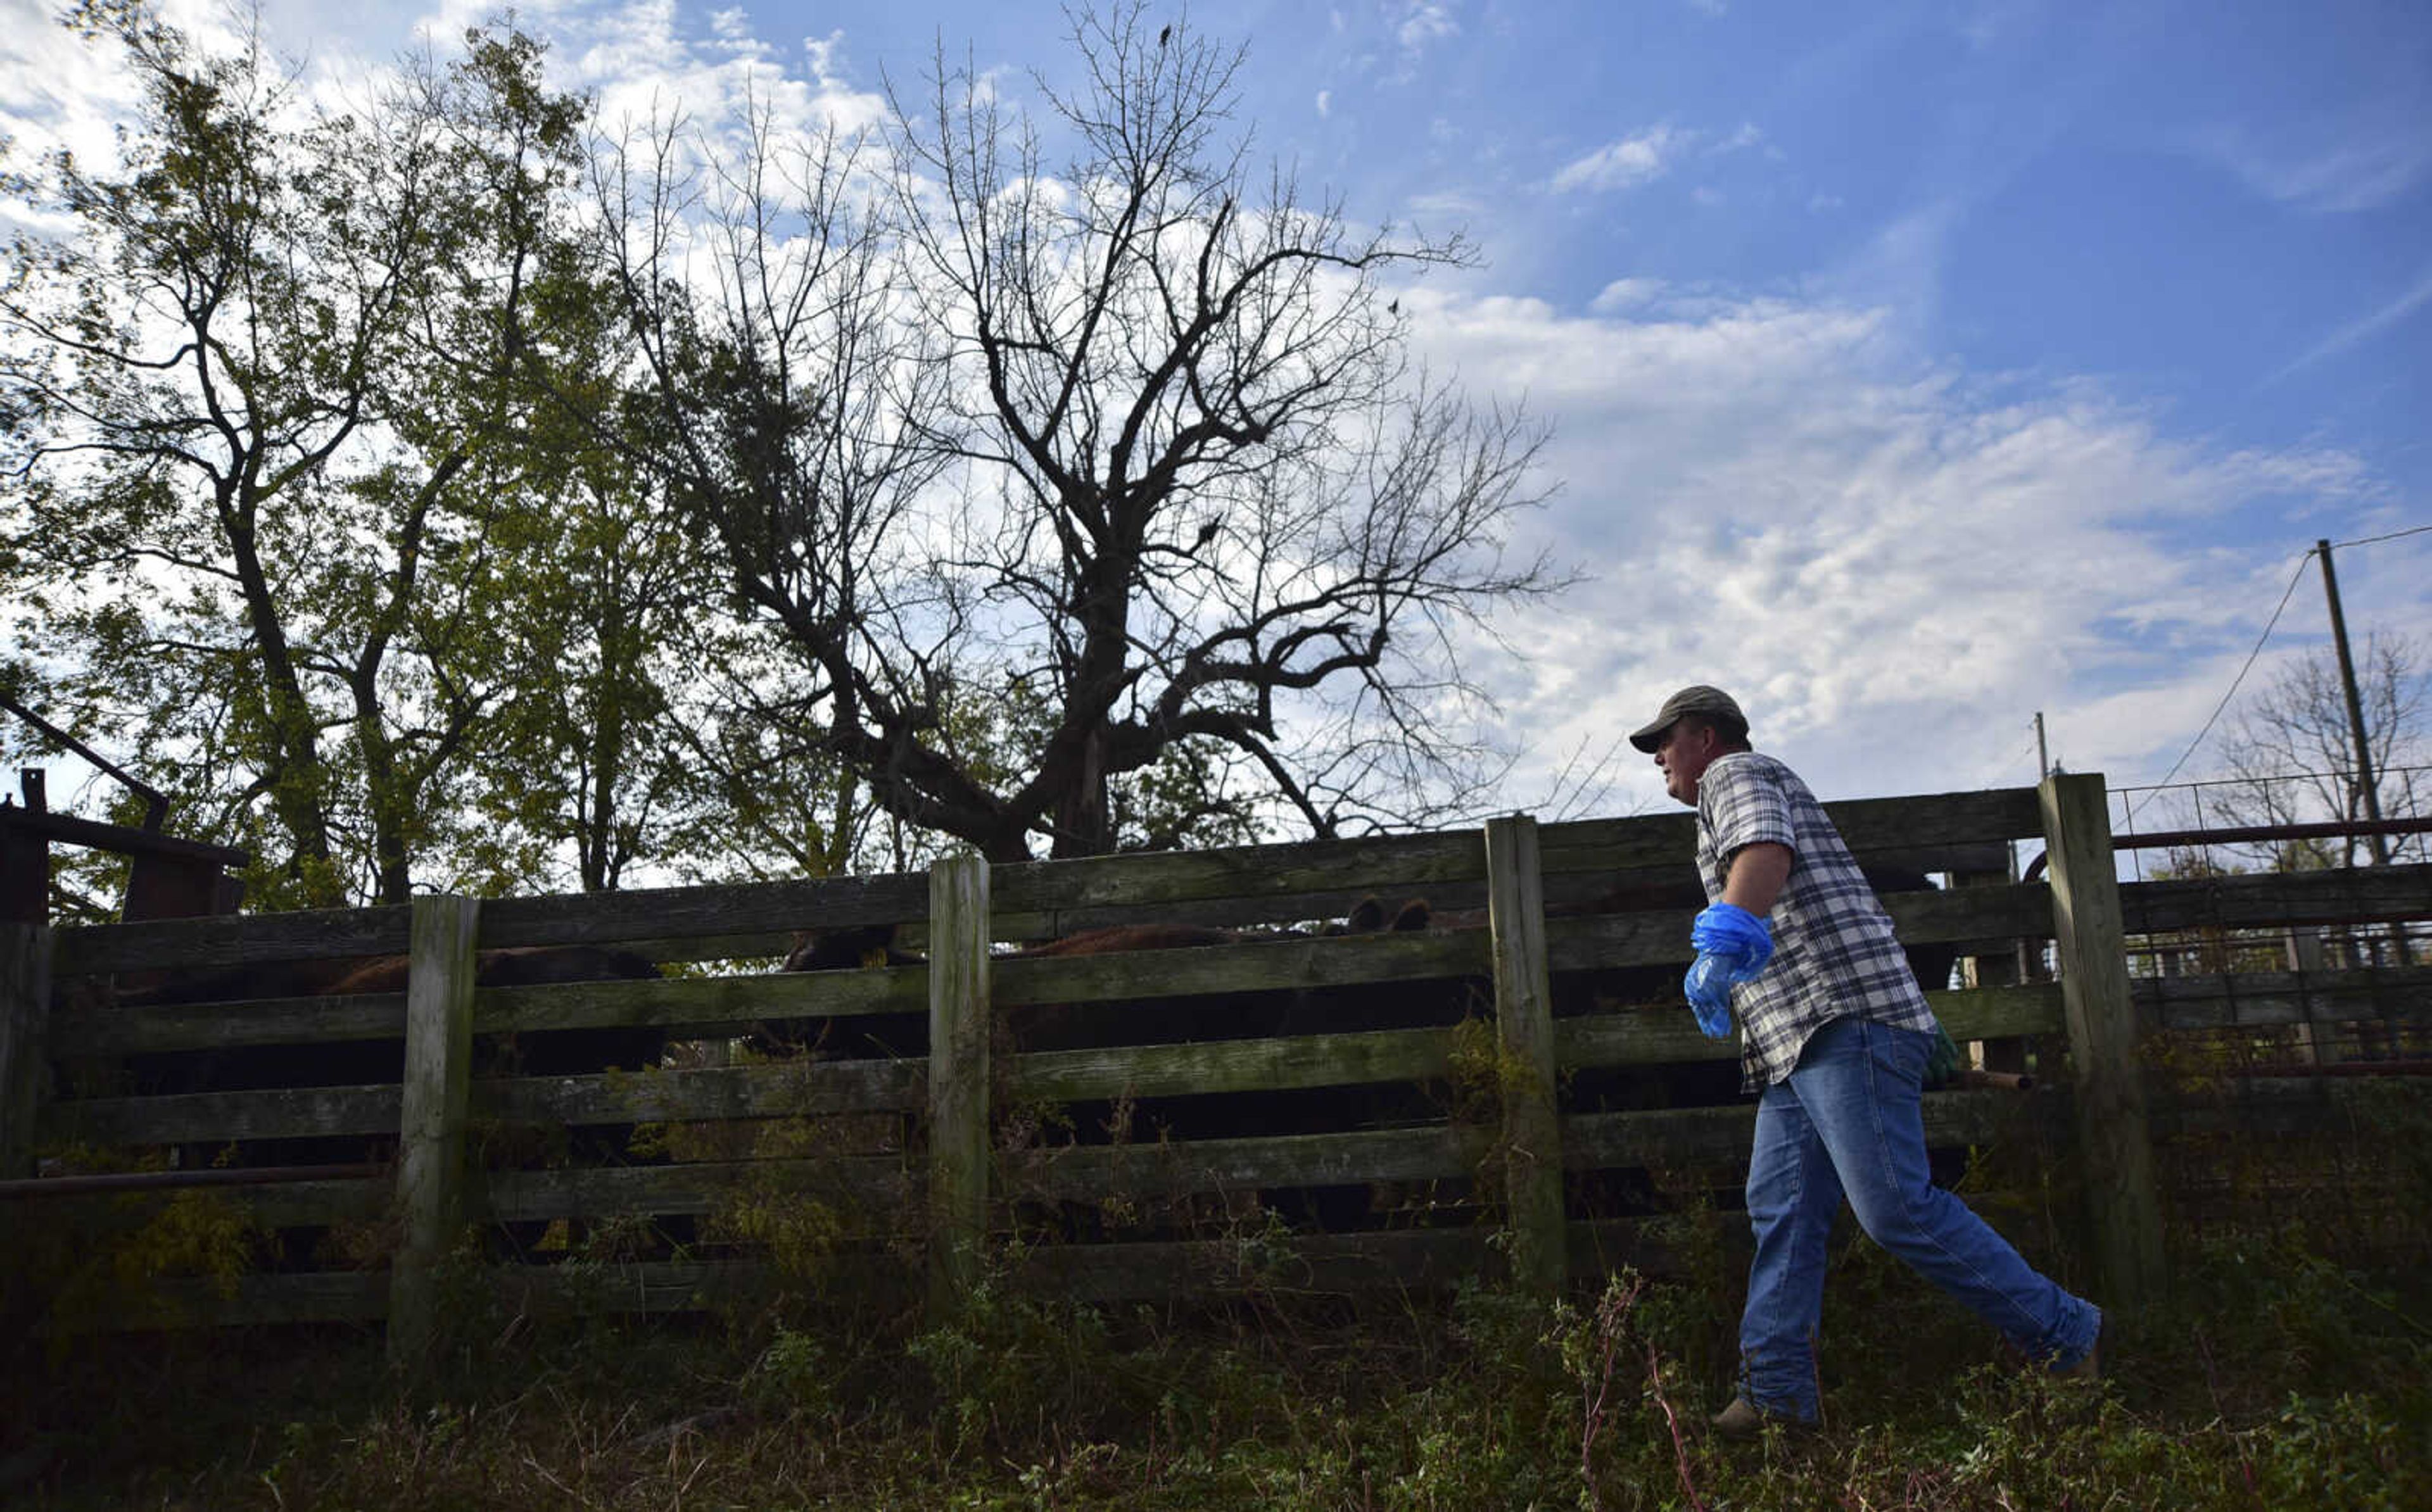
[41,883,2057,1069]
[1564,1086,2063,1173]
[2134,964,2432,1031]
[41,788,2051,980]
[12,778,2429,1342]
[1558,983,2070,1073]
[2122,865,2432,936]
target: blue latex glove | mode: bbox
[1683,904,1775,1039]
[1683,953,1739,1038]
[1690,903,1775,974]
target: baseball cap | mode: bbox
[1628,685,1748,753]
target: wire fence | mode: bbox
[2085,767,2432,1081]
[2110,764,2432,881]
[2082,767,2432,1246]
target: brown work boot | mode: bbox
[1708,1397,1818,1442]
[2053,1316,2106,1382]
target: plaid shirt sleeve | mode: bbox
[1695,753,1937,1089]
[1699,753,1797,873]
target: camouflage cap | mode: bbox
[1628,685,1748,753]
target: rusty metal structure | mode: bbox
[0,694,248,926]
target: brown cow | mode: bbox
[766,919,1304,1060]
[101,944,664,1093]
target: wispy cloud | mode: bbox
[2267,265,2432,383]
[1391,286,2402,807]
[1549,120,1766,195]
[1551,123,1692,193]
[2193,122,2432,214]
[1396,1,1460,54]
[1588,278,1666,313]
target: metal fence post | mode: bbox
[389,895,480,1371]
[1486,815,1565,1296]
[1,921,53,1181]
[927,854,991,1320]
[2038,774,2166,1309]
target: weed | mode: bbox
[8,1214,2431,1510]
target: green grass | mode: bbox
[6,1218,2428,1511]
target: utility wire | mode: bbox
[1980,723,2042,788]
[2331,522,2432,550]
[2126,547,2316,822]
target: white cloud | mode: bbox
[1315,88,1331,118]
[13,0,2417,833]
[1589,278,1666,313]
[709,8,759,47]
[0,0,211,168]
[1551,123,1690,193]
[1716,121,1764,153]
[1389,287,2407,811]
[1396,2,1459,54]
[1549,119,1764,196]
[566,0,886,142]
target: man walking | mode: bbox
[1630,686,2101,1436]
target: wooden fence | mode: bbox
[4,774,2428,1359]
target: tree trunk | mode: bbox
[1051,724,1114,859]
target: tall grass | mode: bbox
[6,1211,2427,1511]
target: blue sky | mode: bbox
[4,0,2426,821]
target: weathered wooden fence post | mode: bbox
[2038,774,2165,1309]
[1,921,53,1181]
[1954,861,2034,1077]
[389,894,481,1371]
[927,853,991,1320]
[1486,815,1566,1296]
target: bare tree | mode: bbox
[595,84,961,871]
[606,3,1566,862]
[2191,633,2429,871]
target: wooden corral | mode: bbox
[3,774,2428,1354]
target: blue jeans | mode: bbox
[1738,1016,2100,1421]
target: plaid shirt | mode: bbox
[1695,752,1936,1090]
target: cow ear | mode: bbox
[1346,897,1387,933]
[1390,900,1431,932]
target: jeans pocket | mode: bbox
[1868,1020,1932,1092]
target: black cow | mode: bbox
[56,944,668,1266]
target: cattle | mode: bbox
[764,919,1305,1061]
[320,945,665,1080]
[766,916,1320,1242]
[766,870,1963,1240]
[58,944,669,1266]
[1003,922,1304,1052]
[761,925,930,1061]
[96,944,664,1094]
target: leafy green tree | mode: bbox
[468,444,718,893]
[0,7,631,903]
